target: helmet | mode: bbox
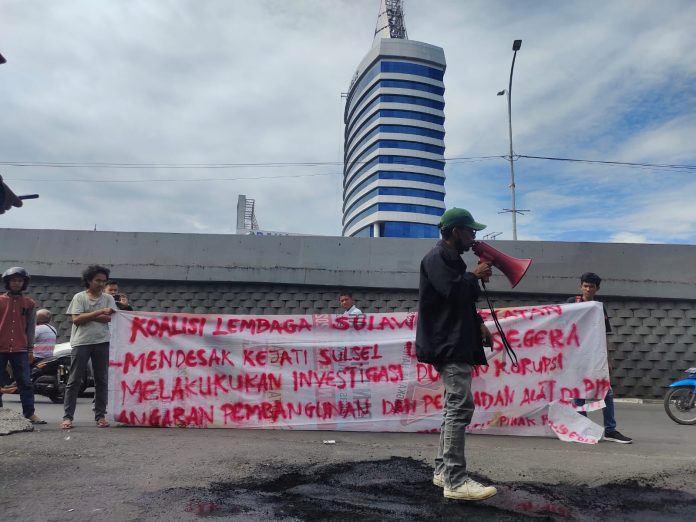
[2,266,30,291]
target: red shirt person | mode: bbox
[0,267,45,423]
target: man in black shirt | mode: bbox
[104,280,134,311]
[416,208,496,501]
[568,272,632,444]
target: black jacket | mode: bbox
[416,241,487,366]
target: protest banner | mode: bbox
[108,301,609,443]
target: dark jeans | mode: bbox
[433,362,475,489]
[0,351,35,418]
[574,386,617,432]
[63,342,109,421]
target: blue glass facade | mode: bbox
[344,171,445,204]
[350,221,439,239]
[343,202,444,233]
[343,40,446,238]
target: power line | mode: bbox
[1,172,341,183]
[517,154,696,171]
[3,154,695,184]
[3,154,694,171]
[0,155,502,170]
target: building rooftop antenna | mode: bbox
[374,0,408,41]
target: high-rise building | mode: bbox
[342,0,446,238]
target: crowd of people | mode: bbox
[0,206,629,503]
[0,265,133,427]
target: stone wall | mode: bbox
[3,228,695,400]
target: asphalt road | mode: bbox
[1,394,695,521]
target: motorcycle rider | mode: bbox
[0,267,46,424]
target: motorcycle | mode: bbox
[32,352,71,404]
[4,342,94,404]
[664,367,696,425]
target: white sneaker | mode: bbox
[444,478,497,501]
[433,473,444,488]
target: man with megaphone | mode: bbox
[415,207,497,501]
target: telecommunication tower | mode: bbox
[374,0,408,40]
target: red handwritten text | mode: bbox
[129,315,206,343]
[317,345,382,365]
[221,399,371,423]
[117,406,214,427]
[212,317,312,336]
[332,314,416,332]
[122,348,234,375]
[292,364,403,391]
[120,372,282,404]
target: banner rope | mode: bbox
[481,282,519,367]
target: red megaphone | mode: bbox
[472,241,532,288]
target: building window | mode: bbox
[347,140,445,173]
[346,108,444,141]
[344,186,445,217]
[347,79,445,122]
[353,225,374,237]
[381,61,444,80]
[378,155,445,170]
[344,171,445,203]
[380,94,444,110]
[381,222,440,238]
[343,202,443,232]
[347,60,444,110]
[346,125,445,163]
[379,109,444,124]
[380,79,445,95]
[349,94,444,134]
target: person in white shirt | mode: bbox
[339,291,362,315]
[62,265,117,429]
[34,309,57,357]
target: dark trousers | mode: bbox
[0,352,35,418]
[63,342,109,421]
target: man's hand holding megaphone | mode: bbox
[472,256,493,284]
[471,261,494,347]
[472,241,532,289]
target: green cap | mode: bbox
[439,208,487,231]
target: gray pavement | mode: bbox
[1,394,695,521]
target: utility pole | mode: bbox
[497,39,525,240]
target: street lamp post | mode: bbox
[497,39,522,240]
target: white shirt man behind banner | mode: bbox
[339,292,362,315]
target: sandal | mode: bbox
[96,418,110,428]
[28,415,47,425]
[61,419,73,429]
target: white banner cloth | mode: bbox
[108,301,609,443]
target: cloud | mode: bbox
[610,232,650,244]
[0,0,694,244]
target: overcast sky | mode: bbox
[1,0,695,244]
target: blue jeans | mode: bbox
[0,352,35,418]
[433,362,475,489]
[574,386,616,432]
